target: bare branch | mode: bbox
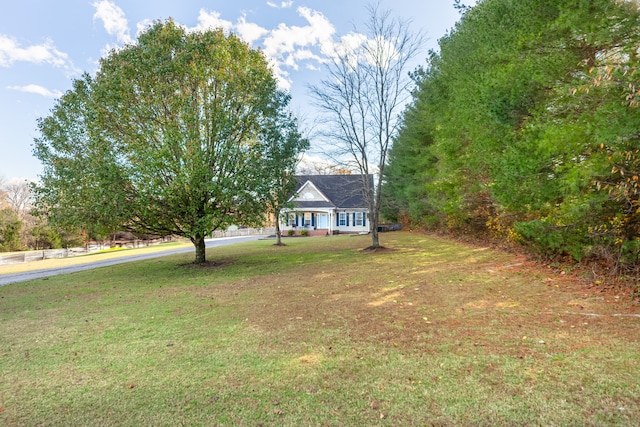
[2,180,33,218]
[308,5,424,247]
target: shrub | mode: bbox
[299,229,308,236]
[514,219,587,261]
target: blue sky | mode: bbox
[1,0,473,181]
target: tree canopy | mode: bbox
[33,20,306,263]
[261,92,309,245]
[383,0,640,270]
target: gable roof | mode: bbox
[294,174,372,209]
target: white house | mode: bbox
[281,174,373,236]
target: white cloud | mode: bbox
[267,1,294,8]
[93,5,343,91]
[262,7,335,62]
[292,49,323,63]
[182,7,330,89]
[332,32,367,58]
[192,9,234,33]
[7,84,63,98]
[136,19,154,38]
[236,16,268,44]
[297,7,337,55]
[267,58,292,91]
[93,0,133,44]
[258,6,337,87]
[0,35,70,68]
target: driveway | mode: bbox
[0,235,264,287]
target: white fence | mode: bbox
[0,239,171,266]
[211,227,275,238]
[0,228,275,266]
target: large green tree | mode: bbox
[384,0,640,267]
[33,20,303,263]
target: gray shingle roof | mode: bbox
[294,174,372,209]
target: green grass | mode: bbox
[0,232,638,426]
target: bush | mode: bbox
[514,219,587,261]
[287,229,294,236]
[0,208,23,252]
[299,229,308,236]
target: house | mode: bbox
[281,174,373,236]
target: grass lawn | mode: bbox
[0,232,638,426]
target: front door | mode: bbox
[317,214,328,228]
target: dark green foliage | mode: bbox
[0,208,22,252]
[381,67,439,226]
[261,92,309,245]
[383,0,640,269]
[29,222,62,250]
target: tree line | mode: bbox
[0,179,83,251]
[383,0,640,274]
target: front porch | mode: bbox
[282,209,335,236]
[281,208,369,236]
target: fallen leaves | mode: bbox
[273,401,284,416]
[369,398,379,410]
[370,398,386,419]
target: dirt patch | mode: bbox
[178,258,235,269]
[360,246,395,253]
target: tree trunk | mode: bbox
[371,225,380,248]
[275,211,283,245]
[192,233,206,264]
[370,210,380,249]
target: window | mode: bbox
[304,212,312,227]
[355,212,364,226]
[339,212,347,226]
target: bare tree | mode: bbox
[297,154,345,175]
[309,5,423,248]
[3,180,33,219]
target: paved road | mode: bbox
[0,235,264,287]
